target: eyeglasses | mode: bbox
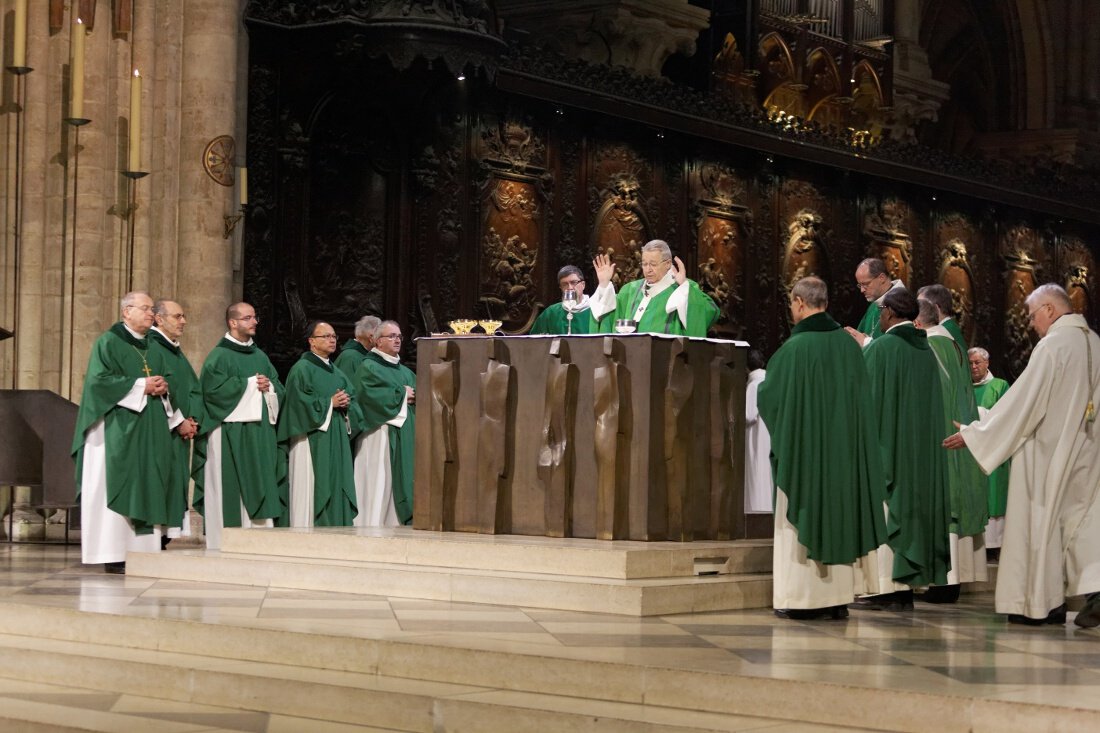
[309,333,337,340]
[234,315,257,322]
[1027,303,1051,322]
[560,279,583,289]
[856,277,881,291]
[126,304,153,312]
[378,334,403,341]
[640,259,670,270]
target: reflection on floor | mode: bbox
[0,543,1098,732]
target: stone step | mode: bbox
[1,599,1095,733]
[219,527,774,578]
[127,548,773,616]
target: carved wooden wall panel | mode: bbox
[934,211,985,348]
[1058,235,1095,322]
[690,162,751,338]
[1000,223,1049,378]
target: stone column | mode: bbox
[177,0,240,364]
[887,0,950,141]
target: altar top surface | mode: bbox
[417,332,751,347]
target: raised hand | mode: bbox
[843,326,868,346]
[672,256,687,285]
[593,253,616,286]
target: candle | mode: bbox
[128,70,141,170]
[239,167,248,206]
[70,18,86,120]
[13,0,28,68]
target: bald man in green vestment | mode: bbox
[149,299,202,542]
[74,291,175,573]
[857,290,952,612]
[846,257,907,348]
[589,240,719,337]
[758,277,888,620]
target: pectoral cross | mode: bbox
[141,362,153,378]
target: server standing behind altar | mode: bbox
[353,320,416,526]
[280,321,364,527]
[589,240,719,337]
[335,315,381,380]
[530,265,595,335]
[192,303,285,548]
[74,291,175,573]
[758,277,888,620]
[148,299,202,542]
[743,349,773,514]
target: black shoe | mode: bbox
[775,605,848,621]
[104,562,126,575]
[1074,593,1100,629]
[160,535,172,550]
[915,584,961,604]
[853,590,914,611]
[1007,603,1067,626]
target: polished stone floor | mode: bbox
[1,542,1098,731]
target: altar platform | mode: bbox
[0,536,1098,732]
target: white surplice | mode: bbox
[744,368,774,514]
[960,314,1100,618]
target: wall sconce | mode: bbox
[223,205,248,239]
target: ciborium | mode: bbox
[448,319,478,335]
[478,320,503,336]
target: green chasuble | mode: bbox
[334,338,370,381]
[941,317,969,355]
[974,377,1011,516]
[757,312,888,564]
[863,325,952,587]
[530,302,596,335]
[595,279,719,337]
[857,301,883,339]
[148,329,203,530]
[278,352,365,526]
[193,338,286,526]
[925,333,989,538]
[354,351,416,524]
[71,323,174,533]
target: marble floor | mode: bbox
[0,542,1098,732]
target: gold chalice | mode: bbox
[478,319,503,336]
[448,319,478,335]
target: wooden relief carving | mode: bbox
[591,171,651,286]
[480,116,548,173]
[695,163,749,335]
[937,239,977,345]
[663,339,694,541]
[539,339,578,538]
[1002,225,1043,378]
[428,341,460,531]
[476,342,512,534]
[479,178,541,326]
[708,344,739,540]
[1061,237,1094,321]
[864,198,914,286]
[782,209,829,293]
[593,337,631,540]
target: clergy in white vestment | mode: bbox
[743,349,773,514]
[945,283,1100,628]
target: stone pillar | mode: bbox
[887,0,950,142]
[176,0,240,365]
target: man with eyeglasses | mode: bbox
[845,257,907,347]
[279,321,364,527]
[73,291,175,573]
[193,302,285,548]
[353,320,416,526]
[945,284,1100,628]
[589,239,719,336]
[335,315,381,380]
[530,265,595,335]
[148,299,202,545]
[857,289,951,612]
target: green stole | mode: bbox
[757,311,888,564]
[193,337,286,526]
[72,322,174,533]
[278,352,364,526]
[864,324,952,587]
[530,302,596,335]
[355,351,417,525]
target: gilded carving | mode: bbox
[865,199,913,286]
[1061,238,1094,320]
[481,117,546,173]
[1002,242,1040,378]
[591,172,651,286]
[937,239,976,345]
[782,208,829,293]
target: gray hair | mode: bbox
[917,284,953,318]
[641,239,672,261]
[1025,283,1073,312]
[557,265,584,282]
[915,298,939,328]
[355,315,381,339]
[858,258,887,278]
[152,299,176,317]
[120,291,150,313]
[372,319,400,341]
[791,277,828,309]
[968,347,990,361]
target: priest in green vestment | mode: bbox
[192,302,286,548]
[334,315,380,380]
[149,299,203,539]
[74,291,175,572]
[968,346,1011,557]
[530,265,596,335]
[919,283,969,354]
[859,290,952,610]
[758,276,888,620]
[589,240,719,337]
[846,257,907,347]
[353,320,417,526]
[279,321,365,527]
[914,300,988,602]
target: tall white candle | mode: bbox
[70,18,86,120]
[13,0,28,68]
[128,70,142,170]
